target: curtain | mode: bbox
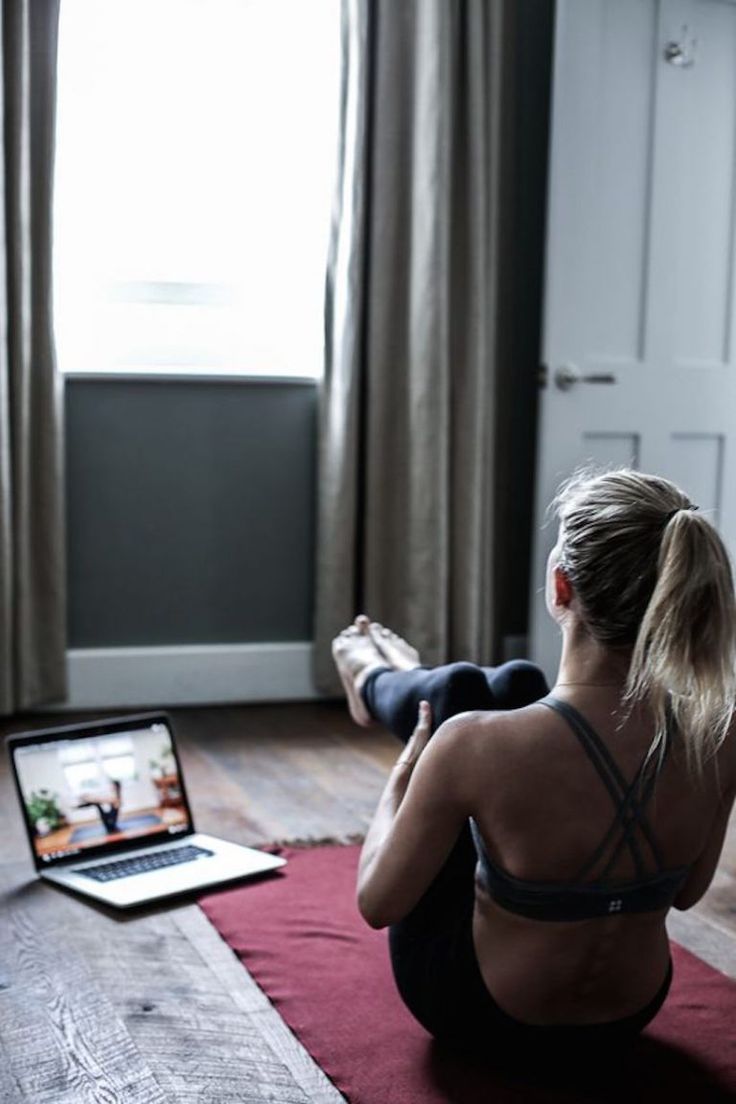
[314,0,517,692]
[0,0,66,712]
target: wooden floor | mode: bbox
[1,701,736,1103]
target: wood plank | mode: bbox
[175,734,274,846]
[679,868,736,969]
[197,734,344,843]
[171,704,393,845]
[0,862,166,1104]
[718,798,736,879]
[0,1032,26,1104]
[172,905,346,1104]
[59,898,314,1104]
[0,858,321,1104]
[667,906,736,980]
[333,726,403,774]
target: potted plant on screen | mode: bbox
[149,745,175,779]
[26,789,65,837]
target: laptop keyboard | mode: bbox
[75,844,214,882]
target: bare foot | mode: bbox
[331,617,388,726]
[369,621,421,671]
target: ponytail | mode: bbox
[625,509,736,786]
[554,468,736,791]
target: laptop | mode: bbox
[7,710,285,908]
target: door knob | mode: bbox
[554,364,617,391]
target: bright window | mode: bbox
[63,761,103,794]
[54,0,340,378]
[100,754,137,782]
[61,736,137,792]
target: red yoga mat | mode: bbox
[199,844,736,1104]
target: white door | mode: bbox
[530,0,736,681]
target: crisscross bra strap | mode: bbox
[539,696,669,881]
[576,755,662,882]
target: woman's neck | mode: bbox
[554,623,630,690]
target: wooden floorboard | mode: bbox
[1,700,736,1102]
[0,862,168,1104]
[171,905,344,1104]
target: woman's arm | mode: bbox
[672,777,736,910]
[673,716,736,911]
[357,702,476,929]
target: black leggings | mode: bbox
[361,660,674,1057]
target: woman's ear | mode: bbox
[553,565,573,608]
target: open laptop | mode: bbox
[7,710,285,908]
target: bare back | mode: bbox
[463,688,736,1025]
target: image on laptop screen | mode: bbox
[13,720,191,862]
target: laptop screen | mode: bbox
[10,715,193,867]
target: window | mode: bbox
[60,735,137,793]
[54,0,340,378]
[63,760,104,794]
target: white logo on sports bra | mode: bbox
[608,898,623,913]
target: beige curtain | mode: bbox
[0,0,66,712]
[314,0,517,693]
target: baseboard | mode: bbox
[46,642,320,711]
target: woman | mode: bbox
[332,469,736,1054]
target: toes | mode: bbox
[370,621,400,643]
[354,614,371,633]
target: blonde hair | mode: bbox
[553,468,736,789]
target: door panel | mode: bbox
[676,5,736,364]
[544,0,659,368]
[581,434,641,470]
[531,0,736,680]
[648,0,736,368]
[664,433,725,518]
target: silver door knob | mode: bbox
[554,364,617,392]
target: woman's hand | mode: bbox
[358,702,433,898]
[396,700,432,773]
[356,703,470,928]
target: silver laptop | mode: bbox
[7,710,285,908]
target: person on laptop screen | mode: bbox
[15,721,188,858]
[75,775,123,836]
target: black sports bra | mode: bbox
[470,695,691,922]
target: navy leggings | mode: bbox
[361,660,674,1058]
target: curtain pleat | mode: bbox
[0,0,66,713]
[314,0,515,694]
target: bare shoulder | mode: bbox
[437,702,553,743]
[429,702,553,781]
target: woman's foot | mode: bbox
[369,621,421,670]
[331,616,388,726]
